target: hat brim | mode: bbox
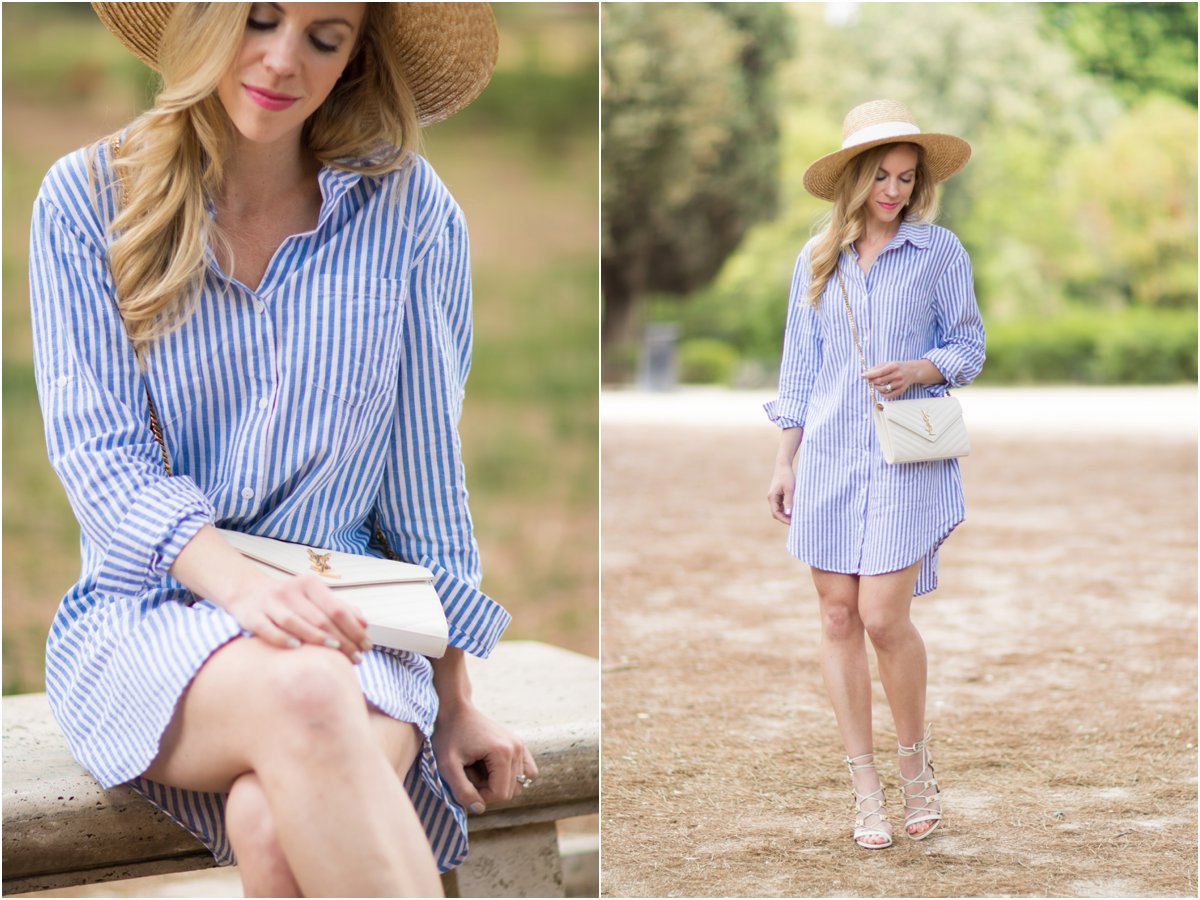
[91,2,498,126]
[803,133,971,201]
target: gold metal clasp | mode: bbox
[306,549,342,579]
[921,409,934,435]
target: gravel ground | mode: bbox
[600,386,1197,898]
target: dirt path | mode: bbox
[600,395,1196,897]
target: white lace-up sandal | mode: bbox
[844,752,893,849]
[897,724,942,840]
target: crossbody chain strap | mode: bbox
[834,265,884,412]
[111,134,175,476]
[110,135,402,562]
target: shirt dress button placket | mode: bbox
[239,288,278,512]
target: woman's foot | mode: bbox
[844,752,893,848]
[897,724,942,840]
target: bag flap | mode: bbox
[878,398,964,442]
[217,528,433,586]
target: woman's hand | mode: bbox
[170,525,371,663]
[768,426,803,524]
[863,359,946,398]
[430,648,537,814]
[433,696,538,814]
[222,571,372,663]
[767,462,796,525]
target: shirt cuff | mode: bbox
[422,558,511,658]
[764,398,806,429]
[923,350,960,396]
[94,477,215,597]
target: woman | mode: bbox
[765,100,985,849]
[29,3,535,895]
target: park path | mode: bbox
[601,386,1196,898]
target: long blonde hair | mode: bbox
[805,142,937,308]
[106,3,420,358]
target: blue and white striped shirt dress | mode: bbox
[765,222,986,595]
[29,139,510,871]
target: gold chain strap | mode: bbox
[111,135,173,475]
[835,266,883,412]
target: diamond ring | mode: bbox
[884,383,892,392]
[516,773,534,788]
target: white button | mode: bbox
[241,487,254,500]
[254,301,266,314]
[258,397,269,409]
[56,375,70,387]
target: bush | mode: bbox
[981,308,1197,384]
[678,338,739,385]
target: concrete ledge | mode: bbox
[3,641,598,898]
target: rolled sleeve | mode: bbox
[924,250,986,396]
[30,191,215,598]
[764,249,822,427]
[375,205,510,658]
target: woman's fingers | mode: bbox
[442,752,488,814]
[234,575,371,662]
[298,575,372,656]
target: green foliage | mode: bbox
[1044,2,1198,106]
[981,308,1197,384]
[1058,96,1198,310]
[678,338,739,385]
[461,4,598,155]
[601,2,793,354]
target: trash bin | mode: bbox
[638,323,678,391]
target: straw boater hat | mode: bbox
[803,99,971,201]
[91,2,498,126]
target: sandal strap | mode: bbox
[897,725,941,824]
[843,751,876,774]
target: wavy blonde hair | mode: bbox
[805,142,937,308]
[105,2,419,358]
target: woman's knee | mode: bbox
[860,607,910,648]
[817,595,861,642]
[260,646,366,734]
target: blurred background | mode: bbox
[3,2,599,695]
[602,2,1197,387]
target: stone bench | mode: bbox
[2,640,598,898]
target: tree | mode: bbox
[1043,2,1198,106]
[601,2,792,372]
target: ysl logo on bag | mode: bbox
[921,409,934,435]
[306,549,342,579]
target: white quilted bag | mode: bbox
[872,396,970,464]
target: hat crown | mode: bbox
[841,99,921,148]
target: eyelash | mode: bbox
[876,174,914,184]
[246,18,340,53]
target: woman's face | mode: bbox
[217,2,367,148]
[864,144,919,228]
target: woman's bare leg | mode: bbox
[811,568,889,844]
[225,713,435,898]
[857,559,940,836]
[142,638,442,896]
[225,772,301,898]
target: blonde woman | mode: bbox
[765,100,985,849]
[29,4,534,895]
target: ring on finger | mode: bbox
[516,773,534,788]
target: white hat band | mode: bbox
[841,120,921,149]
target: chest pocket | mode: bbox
[300,275,407,408]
